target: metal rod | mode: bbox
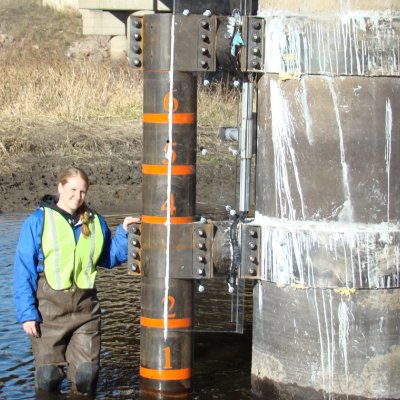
[239,81,254,212]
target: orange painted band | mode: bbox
[142,164,195,175]
[141,316,192,329]
[140,366,192,381]
[143,113,195,124]
[142,215,194,225]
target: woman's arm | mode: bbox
[97,215,140,268]
[13,211,43,324]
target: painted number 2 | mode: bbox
[162,295,176,319]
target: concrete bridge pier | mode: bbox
[252,1,400,398]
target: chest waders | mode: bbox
[31,208,105,395]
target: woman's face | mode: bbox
[57,175,88,214]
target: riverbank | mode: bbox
[0,120,238,216]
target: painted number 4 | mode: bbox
[161,193,177,216]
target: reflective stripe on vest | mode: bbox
[41,208,104,290]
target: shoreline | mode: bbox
[0,121,237,217]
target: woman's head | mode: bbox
[57,167,89,215]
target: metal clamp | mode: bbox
[240,224,261,279]
[128,223,142,275]
[240,17,265,72]
[129,15,143,68]
[192,223,213,279]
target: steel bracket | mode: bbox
[128,222,142,275]
[191,222,214,279]
[129,15,144,68]
[173,14,217,72]
[239,224,261,279]
[240,16,265,72]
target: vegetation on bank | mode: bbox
[0,0,240,131]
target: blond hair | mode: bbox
[58,167,91,236]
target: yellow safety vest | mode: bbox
[41,207,104,290]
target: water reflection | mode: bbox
[0,213,253,399]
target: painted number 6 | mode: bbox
[163,89,179,112]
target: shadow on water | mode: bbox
[0,213,255,400]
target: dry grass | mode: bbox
[0,58,144,125]
[0,0,239,132]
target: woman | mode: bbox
[13,167,138,396]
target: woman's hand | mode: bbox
[122,216,140,232]
[22,321,40,338]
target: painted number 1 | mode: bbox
[163,346,172,369]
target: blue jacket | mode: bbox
[13,204,128,324]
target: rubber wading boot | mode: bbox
[36,365,64,392]
[74,362,99,395]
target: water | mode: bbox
[0,213,254,400]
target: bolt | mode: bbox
[252,47,260,55]
[131,226,139,234]
[252,34,260,42]
[133,20,142,28]
[131,251,138,259]
[203,10,212,17]
[134,33,142,41]
[198,268,204,276]
[183,9,190,16]
[249,229,257,238]
[201,34,210,43]
[198,284,205,293]
[198,242,206,250]
[251,59,260,69]
[203,79,210,87]
[198,255,206,263]
[197,229,205,237]
[200,20,209,29]
[249,241,257,250]
[201,47,209,56]
[133,59,141,67]
[200,60,209,69]
[131,239,139,247]
[132,44,141,54]
[248,267,256,276]
[252,20,261,30]
[249,256,257,263]
[228,283,235,294]
[130,263,139,272]
[233,80,240,88]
